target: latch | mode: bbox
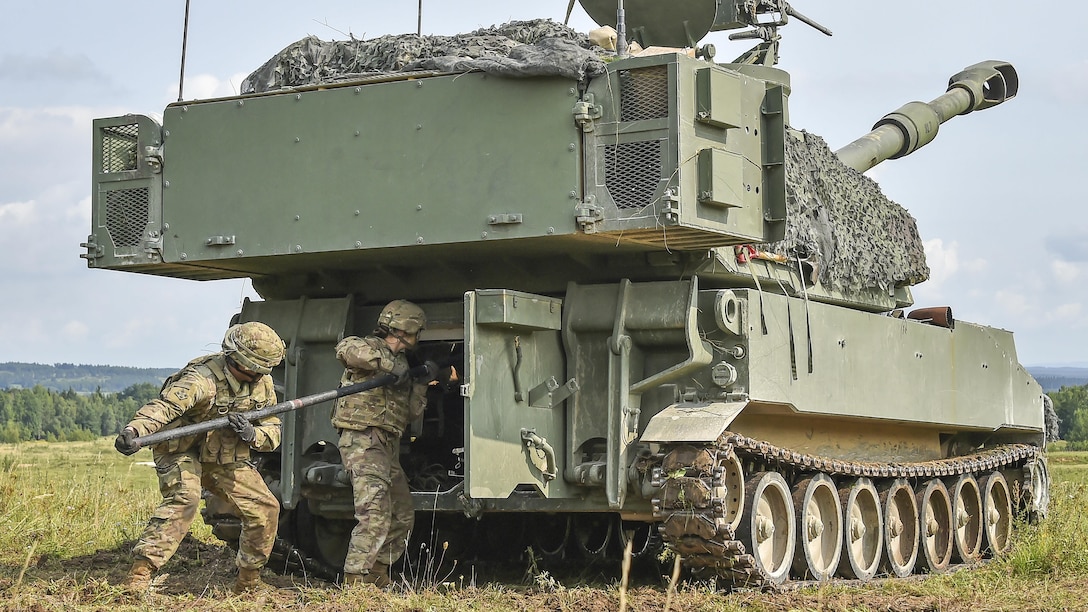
[575,196,604,234]
[205,235,236,246]
[573,93,602,132]
[144,145,164,174]
[144,229,164,260]
[520,429,557,481]
[659,188,680,222]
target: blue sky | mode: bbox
[0,1,1084,368]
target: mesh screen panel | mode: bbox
[619,66,669,121]
[105,188,149,248]
[604,140,663,211]
[101,123,139,173]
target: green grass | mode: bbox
[0,439,153,565]
[1,441,1087,611]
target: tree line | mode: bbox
[1052,383,1088,448]
[0,362,175,394]
[1036,375,1088,393]
[0,383,159,443]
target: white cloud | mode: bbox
[922,238,958,287]
[103,315,162,352]
[61,320,89,340]
[993,289,1032,317]
[961,257,988,275]
[1052,260,1081,283]
[0,200,36,225]
[66,195,93,225]
[1049,303,1083,326]
[922,238,989,295]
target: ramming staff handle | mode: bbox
[128,354,459,450]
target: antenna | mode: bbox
[178,0,191,101]
[615,0,627,56]
[417,0,423,36]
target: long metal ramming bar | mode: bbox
[130,354,459,449]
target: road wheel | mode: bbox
[837,477,882,580]
[879,478,919,578]
[916,479,953,572]
[737,471,795,584]
[792,473,841,581]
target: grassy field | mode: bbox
[1,439,1087,611]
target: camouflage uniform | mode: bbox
[333,335,427,576]
[126,352,281,572]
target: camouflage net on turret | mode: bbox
[241,19,608,94]
[762,130,930,294]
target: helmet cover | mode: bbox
[376,300,426,336]
[222,321,286,375]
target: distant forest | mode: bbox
[1036,376,1088,393]
[0,383,160,443]
[1028,367,1088,393]
[0,362,175,394]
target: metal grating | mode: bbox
[101,123,139,173]
[619,66,669,122]
[105,188,149,248]
[604,140,663,210]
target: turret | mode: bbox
[835,62,1018,172]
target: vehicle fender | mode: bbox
[640,401,748,444]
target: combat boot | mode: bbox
[122,558,156,592]
[232,567,264,593]
[364,561,391,588]
[341,572,365,587]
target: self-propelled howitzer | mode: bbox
[85,2,1047,587]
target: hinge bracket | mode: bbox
[79,235,103,260]
[573,94,602,132]
[576,195,604,234]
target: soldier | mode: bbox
[332,300,429,587]
[114,321,286,594]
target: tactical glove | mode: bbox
[114,427,140,456]
[390,361,410,385]
[419,360,440,382]
[228,412,256,444]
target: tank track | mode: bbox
[651,432,1040,589]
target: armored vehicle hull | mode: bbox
[87,8,1047,586]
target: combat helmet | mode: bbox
[377,300,427,338]
[222,321,286,375]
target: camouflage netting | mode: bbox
[241,19,608,94]
[761,131,930,294]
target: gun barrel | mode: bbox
[130,355,457,449]
[835,61,1018,172]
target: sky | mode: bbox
[0,1,1084,369]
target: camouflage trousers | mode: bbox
[132,449,279,571]
[338,426,414,575]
